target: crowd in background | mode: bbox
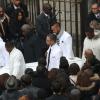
[1,0,100,100]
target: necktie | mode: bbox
[57,38,60,45]
[47,48,51,69]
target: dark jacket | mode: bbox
[77,82,99,100]
[36,13,50,40]
[20,85,46,100]
[46,95,69,100]
[16,32,37,63]
[86,12,100,27]
[90,56,100,75]
[0,90,23,100]
[9,19,26,40]
[0,15,10,40]
[6,3,28,19]
[32,75,52,97]
[36,12,56,57]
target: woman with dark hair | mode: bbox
[76,70,99,100]
[59,57,69,75]
[48,68,59,82]
[69,63,80,85]
[32,66,52,97]
[9,9,26,40]
[46,75,69,100]
[9,8,33,41]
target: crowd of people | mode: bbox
[0,0,100,100]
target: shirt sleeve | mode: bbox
[12,54,21,77]
[82,38,87,63]
[64,36,74,58]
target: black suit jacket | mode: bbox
[0,90,23,100]
[46,95,69,100]
[32,76,52,97]
[36,13,50,41]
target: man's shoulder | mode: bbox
[62,31,71,38]
[37,13,45,19]
[88,12,95,17]
[6,4,14,10]
[12,48,23,56]
[84,37,89,42]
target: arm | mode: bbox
[36,17,47,40]
[64,36,74,58]
[12,54,21,77]
[82,39,86,62]
[54,50,63,68]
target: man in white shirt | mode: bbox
[51,22,74,59]
[46,34,63,71]
[82,27,100,62]
[5,39,26,79]
[0,36,9,67]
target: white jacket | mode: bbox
[58,31,74,59]
[46,43,63,71]
[82,36,100,62]
[0,37,9,66]
[8,47,26,79]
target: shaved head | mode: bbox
[43,3,52,15]
[84,49,94,59]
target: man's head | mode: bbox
[46,33,57,46]
[5,76,18,90]
[36,66,47,77]
[51,22,61,35]
[43,3,52,15]
[5,40,15,53]
[21,74,32,87]
[0,6,4,18]
[21,24,32,37]
[84,49,94,60]
[91,3,99,14]
[38,57,46,67]
[13,0,21,7]
[85,27,94,39]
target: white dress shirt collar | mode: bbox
[13,5,20,9]
[43,12,50,19]
[50,43,57,50]
[57,30,64,39]
[43,12,49,17]
[10,47,16,55]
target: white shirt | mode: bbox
[46,43,63,71]
[82,36,100,62]
[58,31,74,59]
[7,47,26,79]
[0,37,9,66]
[13,5,20,10]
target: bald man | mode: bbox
[84,49,100,75]
[36,3,56,57]
[16,24,37,63]
[84,49,94,60]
